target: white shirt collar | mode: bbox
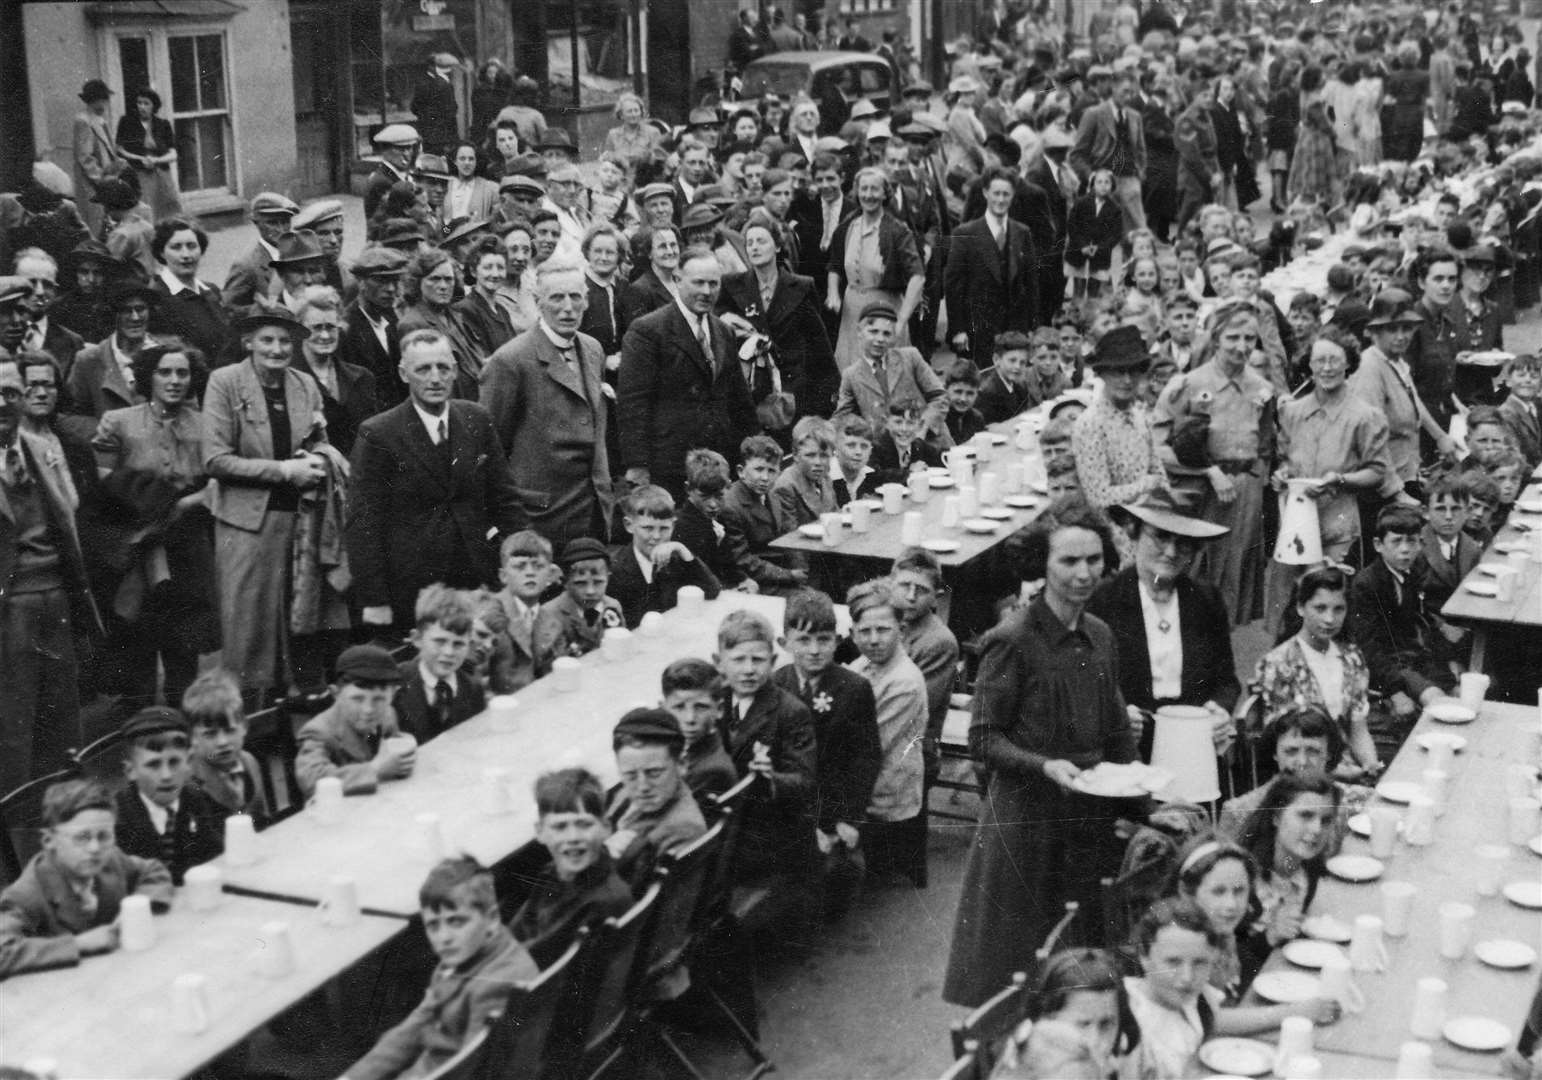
[138,790,178,834]
[674,297,708,335]
[412,399,449,443]
[632,545,654,584]
[259,237,280,260]
[419,662,457,695]
[540,320,575,350]
[111,334,137,383]
[158,266,194,296]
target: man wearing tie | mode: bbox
[339,247,406,407]
[347,329,522,637]
[1070,72,1148,234]
[618,247,759,496]
[945,166,1038,363]
[1025,126,1076,322]
[480,261,615,550]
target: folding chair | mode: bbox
[938,1042,981,1080]
[574,880,662,1080]
[1226,692,1266,800]
[241,704,302,823]
[479,933,586,1080]
[68,729,126,784]
[417,1024,489,1080]
[928,695,983,825]
[0,768,79,885]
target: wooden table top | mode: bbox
[769,425,1049,568]
[0,891,402,1080]
[1442,481,1542,631]
[218,593,845,917]
[1249,701,1542,1073]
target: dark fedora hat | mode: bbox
[534,129,578,155]
[91,178,140,212]
[1087,324,1151,373]
[680,202,725,231]
[1364,287,1424,328]
[64,239,122,270]
[1109,486,1229,539]
[105,280,161,309]
[269,229,328,269]
[232,309,310,341]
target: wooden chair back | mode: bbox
[705,772,765,902]
[68,729,126,784]
[417,1023,489,1080]
[643,819,724,992]
[241,704,301,822]
[578,881,662,1075]
[0,768,79,885]
[478,933,586,1080]
[949,970,1029,1065]
[938,1040,981,1080]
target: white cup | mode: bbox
[1476,843,1509,897]
[881,483,905,514]
[1394,1041,1435,1080]
[1369,806,1400,859]
[675,585,705,614]
[1510,543,1531,565]
[384,733,417,758]
[1438,901,1474,960]
[1421,768,1449,817]
[947,451,974,486]
[1349,913,1389,971]
[978,471,1001,505]
[1004,461,1025,493]
[970,432,996,461]
[257,920,295,978]
[552,656,582,692]
[849,500,872,533]
[901,511,924,546]
[317,875,360,927]
[820,511,843,546]
[602,626,632,660]
[170,972,210,1034]
[312,775,344,825]
[1282,1056,1323,1080]
[1494,564,1520,602]
[908,471,930,503]
[1381,881,1417,938]
[1275,1016,1315,1076]
[1319,952,1365,1012]
[416,812,448,860]
[1404,794,1436,846]
[183,864,222,912]
[1408,977,1447,1039]
[1459,672,1491,712]
[941,495,961,528]
[1506,763,1538,800]
[958,484,979,517]
[637,611,664,638]
[481,767,512,815]
[487,693,520,729]
[1425,734,1456,774]
[224,814,257,866]
[1508,796,1541,845]
[119,894,155,952]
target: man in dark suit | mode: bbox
[480,262,614,550]
[363,124,420,221]
[220,192,297,319]
[11,249,84,381]
[347,328,522,638]
[339,246,406,409]
[1024,126,1074,321]
[1069,72,1147,234]
[727,8,765,72]
[617,249,759,496]
[411,54,461,154]
[944,166,1038,364]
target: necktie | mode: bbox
[365,728,382,757]
[872,359,889,405]
[731,700,743,727]
[77,879,98,919]
[436,418,447,446]
[159,810,177,866]
[696,318,713,370]
[24,322,43,351]
[995,220,1006,250]
[584,608,600,630]
[434,679,452,732]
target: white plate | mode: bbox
[921,539,961,554]
[1475,939,1537,969]
[1477,562,1510,576]
[1427,701,1476,724]
[1415,731,1467,753]
[961,518,998,534]
[1377,780,1423,804]
[1503,881,1542,909]
[1530,835,1542,857]
[1464,580,1500,596]
[1442,1016,1512,1052]
[1196,1038,1274,1077]
[1516,498,1542,514]
[1496,540,1531,554]
[1282,939,1348,969]
[797,523,824,538]
[1003,493,1040,508]
[980,506,1015,520]
[1252,970,1322,1004]
[1325,854,1385,882]
[1070,762,1173,798]
[855,498,884,511]
[1301,915,1353,943]
[986,432,1008,445]
[928,475,955,488]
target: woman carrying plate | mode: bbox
[944,498,1140,1008]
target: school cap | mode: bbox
[859,302,899,323]
[613,707,684,745]
[334,644,402,684]
[559,537,610,569]
[121,706,189,741]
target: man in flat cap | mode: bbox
[340,246,408,409]
[364,124,421,220]
[412,52,462,155]
[221,191,298,318]
[605,708,707,886]
[292,199,353,301]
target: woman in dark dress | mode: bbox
[1266,62,1302,213]
[1383,43,1431,162]
[115,87,181,221]
[1210,75,1249,211]
[943,499,1140,1007]
[1142,82,1180,243]
[148,217,230,363]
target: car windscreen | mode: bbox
[740,63,812,98]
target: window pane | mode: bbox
[196,36,225,110]
[119,37,151,96]
[169,36,198,112]
[173,115,229,190]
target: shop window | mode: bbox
[545,0,637,108]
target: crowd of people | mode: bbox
[4,0,1542,1075]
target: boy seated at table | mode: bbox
[1046,456,1082,499]
[771,416,841,531]
[1497,352,1542,469]
[605,708,707,887]
[0,778,172,978]
[342,857,536,1080]
[113,707,226,885]
[661,658,739,800]
[941,360,987,444]
[870,398,944,485]
[1348,505,1457,758]
[716,609,817,882]
[1037,413,1076,472]
[532,537,625,675]
[769,589,880,917]
[395,585,485,743]
[295,645,411,798]
[976,330,1035,424]
[1459,467,1503,547]
[182,668,270,826]
[889,549,960,784]
[722,435,811,592]
[507,768,633,969]
[1462,406,1518,473]
[832,416,879,507]
[463,588,519,695]
[608,484,722,628]
[674,449,751,592]
[493,530,557,691]
[1419,474,1480,659]
[1488,449,1528,519]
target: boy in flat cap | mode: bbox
[531,537,625,676]
[605,708,707,888]
[112,707,226,884]
[295,645,411,797]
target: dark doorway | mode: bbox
[290,1,348,196]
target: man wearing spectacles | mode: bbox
[11,248,83,378]
[0,309,105,797]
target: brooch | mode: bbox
[812,691,833,714]
[601,608,624,628]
